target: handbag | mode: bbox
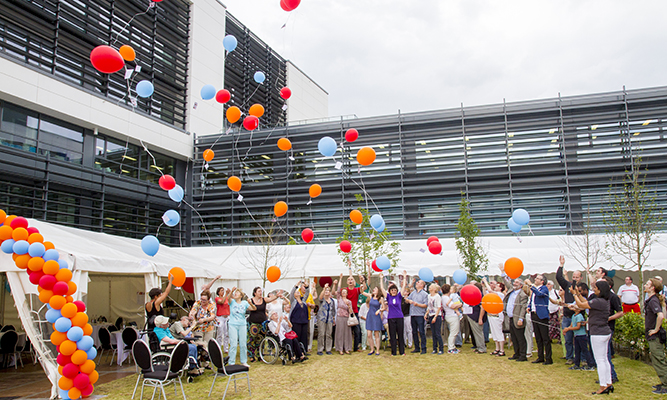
[347,314,359,326]
[285,330,298,340]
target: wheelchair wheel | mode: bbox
[259,336,279,364]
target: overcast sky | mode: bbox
[219,0,667,119]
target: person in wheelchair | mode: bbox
[170,316,197,341]
[268,312,306,363]
[153,316,199,371]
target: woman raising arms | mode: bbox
[380,270,408,356]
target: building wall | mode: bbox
[286,61,329,122]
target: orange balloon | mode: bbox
[43,260,60,275]
[350,210,363,224]
[71,312,89,328]
[169,267,186,287]
[12,227,29,241]
[357,147,376,166]
[12,253,19,261]
[28,257,45,272]
[504,257,524,279]
[203,149,215,162]
[60,340,77,356]
[65,295,74,303]
[0,209,5,224]
[56,268,73,283]
[28,232,44,244]
[267,266,281,283]
[39,290,54,304]
[51,331,68,346]
[481,293,504,314]
[49,295,67,310]
[226,106,241,124]
[59,376,74,391]
[248,103,265,118]
[83,323,93,336]
[4,215,16,227]
[44,241,55,250]
[61,302,77,319]
[227,176,242,192]
[309,184,322,198]
[274,201,288,217]
[58,365,64,375]
[80,359,96,374]
[119,45,136,61]
[0,225,13,241]
[71,349,88,365]
[68,388,81,400]
[14,254,31,269]
[66,281,77,295]
[277,137,292,151]
[89,370,99,385]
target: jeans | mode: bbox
[187,343,198,369]
[411,316,427,352]
[483,319,490,342]
[360,319,367,350]
[228,323,248,365]
[388,317,405,355]
[574,335,594,367]
[445,314,460,351]
[430,316,444,352]
[561,315,574,360]
[608,334,617,380]
[591,334,612,387]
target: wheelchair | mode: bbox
[258,331,306,365]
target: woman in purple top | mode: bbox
[380,270,408,356]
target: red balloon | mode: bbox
[345,129,359,142]
[243,115,259,131]
[57,354,71,366]
[52,281,69,296]
[371,260,381,272]
[39,274,57,290]
[73,300,86,313]
[62,363,80,379]
[215,89,231,103]
[339,240,351,253]
[90,45,125,74]
[280,0,301,11]
[426,236,439,246]
[29,270,45,285]
[301,228,314,244]
[81,384,94,397]
[319,276,333,288]
[27,227,40,235]
[158,175,176,191]
[280,87,292,99]
[428,241,442,255]
[460,284,482,306]
[10,217,28,229]
[182,277,194,294]
[73,373,90,390]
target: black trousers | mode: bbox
[509,317,527,360]
[352,312,361,351]
[532,312,552,362]
[388,317,405,355]
[292,322,308,353]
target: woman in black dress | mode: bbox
[145,275,173,330]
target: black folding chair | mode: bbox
[0,331,18,369]
[121,328,138,365]
[97,326,117,366]
[208,339,251,399]
[139,341,188,400]
[131,339,170,399]
[0,325,15,332]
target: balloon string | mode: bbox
[340,168,380,215]
[118,135,130,178]
[240,200,273,245]
[110,2,155,46]
[182,199,213,246]
[273,216,297,244]
[309,202,324,245]
[140,140,165,178]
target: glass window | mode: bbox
[1,103,39,141]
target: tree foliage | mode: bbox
[455,196,488,277]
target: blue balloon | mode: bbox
[45,308,62,323]
[376,256,391,271]
[607,269,616,278]
[223,35,238,52]
[77,335,94,351]
[168,184,184,203]
[136,80,154,98]
[59,388,71,400]
[162,210,180,227]
[141,235,160,257]
[201,84,216,100]
[28,242,46,258]
[67,326,84,342]
[317,136,337,157]
[54,317,72,333]
[43,249,59,261]
[58,259,69,269]
[253,71,266,84]
[86,346,98,360]
[507,217,522,233]
[419,267,434,282]
[453,269,467,285]
[0,239,15,254]
[512,208,530,225]
[375,221,386,233]
[12,240,29,255]
[370,214,384,230]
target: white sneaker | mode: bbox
[241,363,250,367]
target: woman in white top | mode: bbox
[441,283,462,353]
[425,283,444,354]
[266,289,286,324]
[482,278,506,356]
[268,312,305,362]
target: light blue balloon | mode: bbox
[77,335,94,351]
[136,80,154,98]
[58,259,69,269]
[168,184,184,203]
[44,249,59,261]
[375,221,386,233]
[453,269,467,285]
[370,214,384,230]
[54,317,72,333]
[419,267,434,282]
[45,308,62,323]
[317,136,337,157]
[607,269,616,278]
[12,240,29,255]
[507,217,522,233]
[223,35,238,52]
[28,242,46,257]
[1,239,15,254]
[59,388,71,400]
[67,326,84,342]
[86,346,98,360]
[512,208,530,226]
[201,84,216,100]
[162,210,180,227]
[376,256,390,271]
[141,235,160,257]
[253,71,266,84]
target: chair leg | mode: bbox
[132,374,141,399]
[223,377,232,400]
[178,376,186,399]
[246,373,251,396]
[140,380,146,400]
[150,386,157,400]
[160,384,168,400]
[234,377,237,393]
[208,373,217,397]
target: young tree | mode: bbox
[336,194,401,276]
[455,195,488,277]
[559,205,603,284]
[603,157,663,300]
[241,222,294,289]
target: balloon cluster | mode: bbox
[507,208,530,233]
[89,45,154,98]
[0,211,98,399]
[139,175,184,257]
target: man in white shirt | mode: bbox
[619,276,640,314]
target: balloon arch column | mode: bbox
[0,211,98,399]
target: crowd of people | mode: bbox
[143,256,667,396]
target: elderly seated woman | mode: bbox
[170,316,197,341]
[267,312,306,363]
[153,315,198,369]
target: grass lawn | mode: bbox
[96,339,661,399]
